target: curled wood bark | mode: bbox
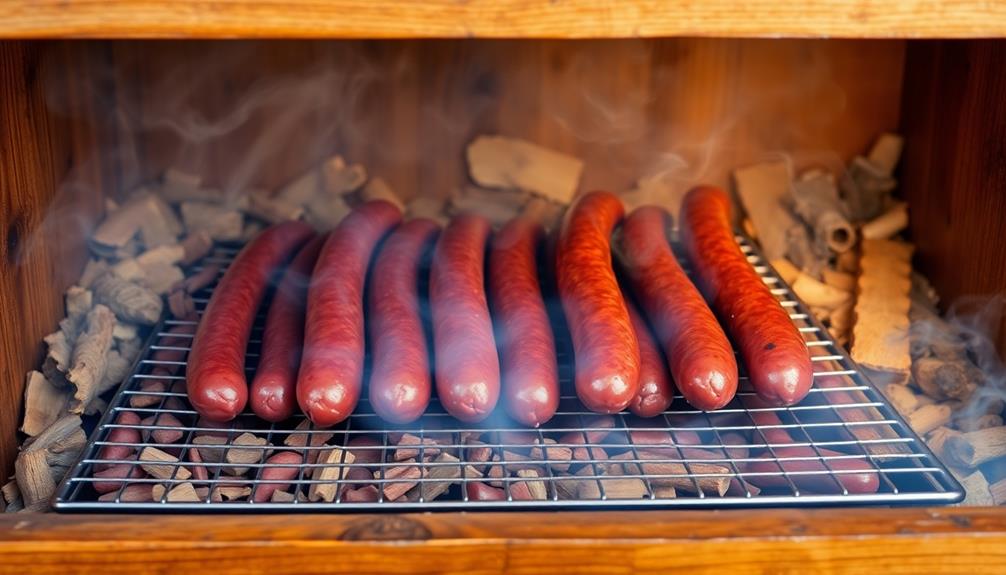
[92,273,163,325]
[67,304,116,414]
[21,371,71,437]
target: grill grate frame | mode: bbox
[55,236,964,511]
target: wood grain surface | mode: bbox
[901,40,1006,356]
[114,39,905,202]
[1,508,1005,573]
[0,1,1005,39]
[0,42,109,481]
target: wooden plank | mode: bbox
[0,1,1005,39]
[900,40,1006,357]
[0,41,108,481]
[0,508,1005,573]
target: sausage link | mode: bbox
[681,186,813,406]
[249,234,325,422]
[367,218,441,424]
[489,216,559,427]
[187,221,314,421]
[742,398,879,494]
[616,205,738,410]
[625,296,675,417]
[556,191,639,413]
[430,213,500,422]
[297,201,402,427]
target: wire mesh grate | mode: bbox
[55,235,963,511]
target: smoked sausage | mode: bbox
[187,221,314,421]
[489,216,559,427]
[625,296,675,417]
[430,213,500,422]
[680,186,813,406]
[556,191,639,413]
[367,218,440,424]
[249,233,325,422]
[616,205,738,410]
[742,397,880,494]
[297,201,402,427]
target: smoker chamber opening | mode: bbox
[55,235,963,511]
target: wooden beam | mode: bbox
[0,1,1004,39]
[1,508,1005,573]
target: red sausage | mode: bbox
[368,218,441,424]
[743,398,879,494]
[187,221,314,421]
[430,214,500,422]
[625,296,675,417]
[489,216,559,427]
[96,411,142,471]
[298,200,402,427]
[249,234,324,422]
[617,205,738,410]
[680,187,813,406]
[556,191,639,413]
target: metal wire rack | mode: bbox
[55,235,964,511]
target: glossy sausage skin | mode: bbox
[489,216,559,427]
[430,213,500,422]
[743,397,879,494]
[297,201,402,427]
[187,221,314,421]
[616,205,738,410]
[681,186,813,406]
[556,191,640,413]
[625,296,675,417]
[249,233,325,422]
[367,218,441,424]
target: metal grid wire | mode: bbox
[55,236,964,511]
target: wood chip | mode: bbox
[98,484,153,503]
[152,482,201,502]
[793,274,852,310]
[882,383,920,415]
[284,419,335,464]
[906,403,953,435]
[180,201,243,241]
[246,188,304,224]
[139,447,191,480]
[406,453,462,501]
[16,415,86,511]
[378,464,425,502]
[21,370,71,436]
[67,304,116,413]
[733,161,799,261]
[510,469,548,501]
[224,433,271,475]
[466,135,583,204]
[211,485,253,502]
[913,358,975,401]
[180,231,213,265]
[852,240,914,374]
[308,448,356,502]
[92,273,163,325]
[946,427,1006,468]
[393,434,441,461]
[867,133,904,177]
[321,155,367,196]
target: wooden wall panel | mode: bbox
[120,39,905,208]
[901,40,1006,355]
[0,42,110,479]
